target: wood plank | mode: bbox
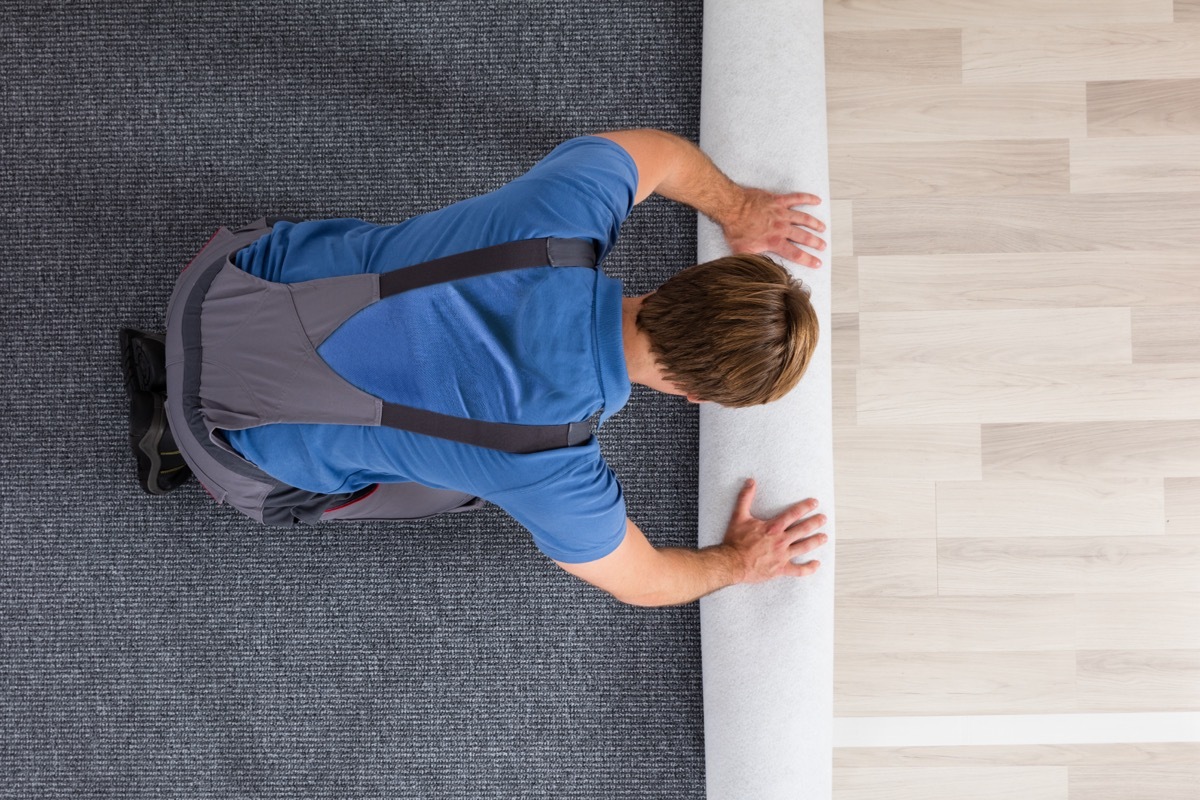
[1073,135,1200,193]
[1076,593,1200,649]
[832,472,930,537]
[1179,0,1200,23]
[937,536,1200,595]
[1166,477,1200,513]
[832,256,859,314]
[829,84,1086,144]
[835,651,1078,716]
[937,537,1085,596]
[838,539,939,597]
[830,139,1069,198]
[858,364,1200,425]
[835,424,982,481]
[1069,765,1200,800]
[834,743,1200,768]
[1077,650,1200,711]
[963,25,1200,83]
[835,767,1068,800]
[1132,307,1200,363]
[852,193,1200,255]
[1165,477,1200,533]
[1088,79,1200,136]
[983,422,1200,480]
[833,312,859,366]
[832,200,854,255]
[936,478,1165,538]
[834,477,937,540]
[833,364,857,427]
[858,308,1131,366]
[836,595,1075,653]
[825,29,961,88]
[825,0,1172,30]
[858,252,1200,311]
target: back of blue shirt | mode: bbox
[225,136,638,563]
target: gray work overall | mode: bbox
[164,218,598,527]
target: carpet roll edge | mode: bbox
[696,1,834,799]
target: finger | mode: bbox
[788,210,826,233]
[772,499,820,532]
[777,192,822,208]
[783,515,826,548]
[789,232,827,252]
[731,478,757,522]
[788,531,828,556]
[785,559,821,578]
[774,241,822,269]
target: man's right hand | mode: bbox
[721,188,826,269]
[723,478,827,584]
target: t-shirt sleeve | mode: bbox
[488,454,628,564]
[489,135,639,263]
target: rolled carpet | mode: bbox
[696,1,835,798]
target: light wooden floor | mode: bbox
[826,1,1200,797]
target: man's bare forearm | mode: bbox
[597,129,747,226]
[626,544,746,607]
[648,130,748,228]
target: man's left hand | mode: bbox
[722,189,826,268]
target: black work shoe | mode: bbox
[128,388,191,495]
[119,328,167,395]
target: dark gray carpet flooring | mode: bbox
[1,2,705,797]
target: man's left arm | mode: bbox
[594,129,826,268]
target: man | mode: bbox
[122,129,829,607]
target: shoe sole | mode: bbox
[130,389,189,496]
[132,390,168,496]
[119,329,139,397]
[119,328,167,395]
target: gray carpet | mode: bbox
[0,2,705,797]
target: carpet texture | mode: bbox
[0,2,705,797]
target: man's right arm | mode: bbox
[555,479,827,607]
[593,129,827,268]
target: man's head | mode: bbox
[635,254,818,407]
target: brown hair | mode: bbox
[636,254,818,407]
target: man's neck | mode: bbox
[621,295,652,387]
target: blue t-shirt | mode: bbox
[225,136,638,563]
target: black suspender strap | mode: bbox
[380,404,595,454]
[379,237,597,298]
[375,237,600,453]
